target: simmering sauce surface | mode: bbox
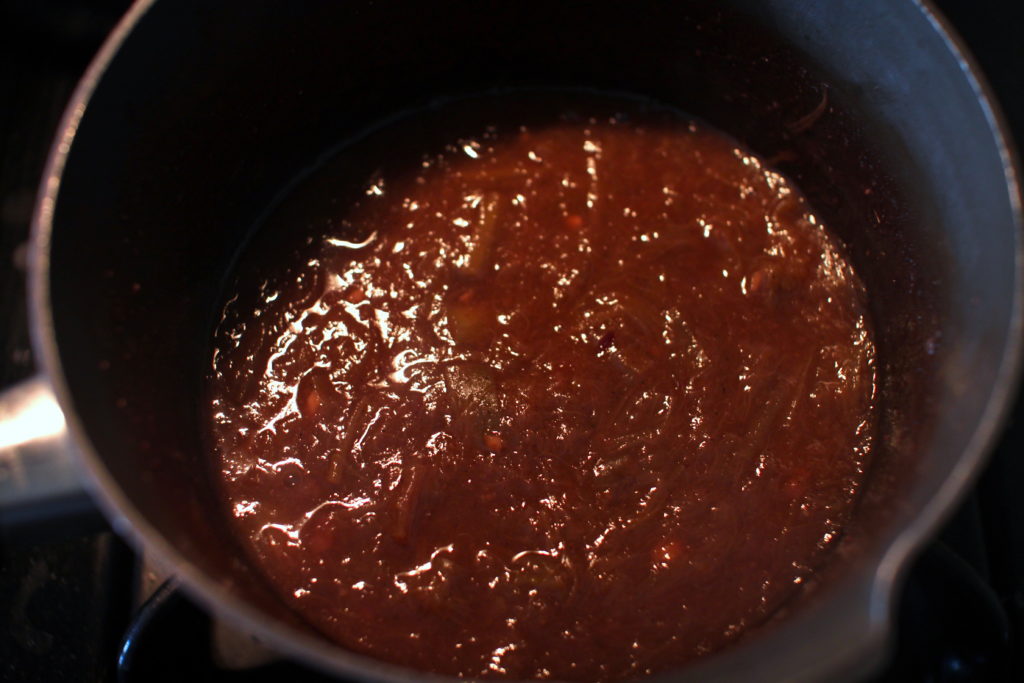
[207,95,875,680]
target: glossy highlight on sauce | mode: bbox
[207,94,876,681]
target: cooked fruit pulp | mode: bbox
[207,94,876,681]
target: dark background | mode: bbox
[0,1,1022,681]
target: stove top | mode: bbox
[1,1,1022,681]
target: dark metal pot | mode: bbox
[1,0,1021,680]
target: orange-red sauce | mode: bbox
[207,95,875,680]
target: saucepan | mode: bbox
[0,0,1020,680]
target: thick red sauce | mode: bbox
[207,95,876,680]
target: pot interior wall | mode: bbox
[44,0,1017,674]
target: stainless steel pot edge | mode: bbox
[869,0,1024,606]
[26,1,1024,682]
